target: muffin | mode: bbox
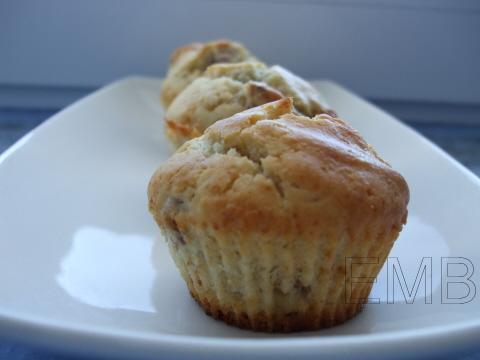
[160,39,254,107]
[148,98,409,332]
[164,61,335,147]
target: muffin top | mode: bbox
[149,99,409,239]
[160,39,254,107]
[164,64,284,147]
[203,61,335,117]
[164,61,335,147]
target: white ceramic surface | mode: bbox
[0,77,479,359]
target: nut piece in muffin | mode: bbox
[148,98,409,332]
[165,61,335,147]
[160,39,254,107]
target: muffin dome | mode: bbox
[160,39,254,107]
[164,61,335,147]
[148,98,409,332]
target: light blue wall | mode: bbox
[1,0,479,104]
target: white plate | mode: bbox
[0,77,479,359]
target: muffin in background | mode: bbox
[148,98,409,332]
[160,39,254,108]
[164,61,335,147]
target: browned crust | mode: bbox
[169,39,248,66]
[203,38,240,52]
[189,289,364,332]
[165,118,192,137]
[165,118,196,137]
[169,42,202,64]
[245,81,284,107]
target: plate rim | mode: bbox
[0,309,479,357]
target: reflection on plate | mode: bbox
[57,227,156,313]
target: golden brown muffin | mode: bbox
[164,61,335,147]
[148,99,409,332]
[160,40,254,107]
